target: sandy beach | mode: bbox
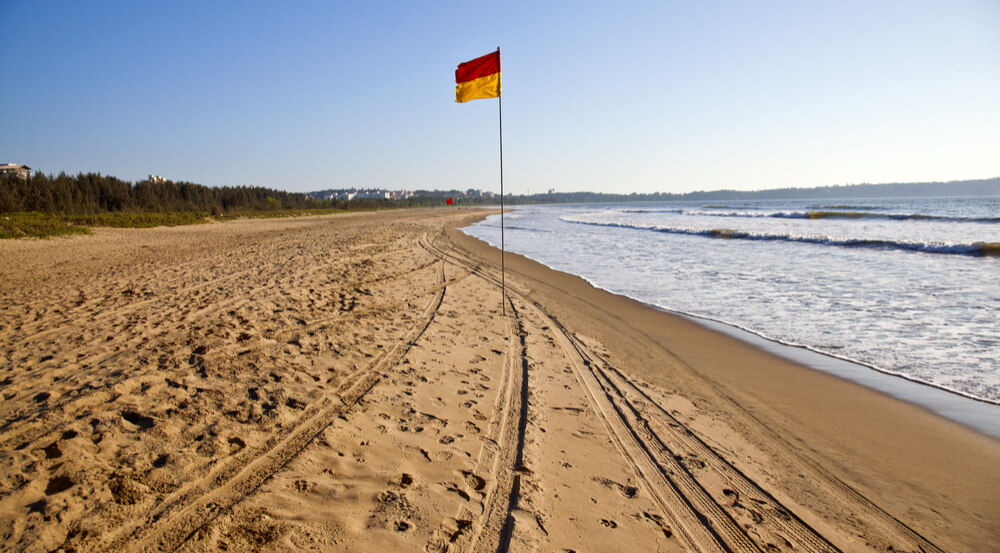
[1,208,997,553]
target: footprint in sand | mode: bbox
[435,450,455,461]
[121,410,155,431]
[445,483,471,501]
[677,454,706,470]
[399,473,414,488]
[593,476,639,498]
[293,479,313,493]
[642,512,674,538]
[41,442,62,459]
[45,475,74,496]
[461,471,486,492]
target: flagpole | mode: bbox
[497,46,505,315]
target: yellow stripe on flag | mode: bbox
[456,72,500,103]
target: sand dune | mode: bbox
[1,209,997,552]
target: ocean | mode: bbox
[462,196,1000,408]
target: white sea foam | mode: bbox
[464,197,1000,405]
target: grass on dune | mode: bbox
[1,212,93,239]
[0,207,379,239]
[211,207,359,221]
[65,211,209,228]
[1,211,206,239]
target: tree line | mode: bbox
[0,172,385,215]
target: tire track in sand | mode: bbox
[0,254,444,453]
[600,365,839,553]
[419,234,731,551]
[421,230,946,553]
[424,293,529,553]
[95,262,449,553]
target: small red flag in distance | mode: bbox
[446,198,454,205]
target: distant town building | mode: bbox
[0,163,32,178]
[148,175,167,183]
[314,187,498,201]
[461,189,496,198]
[322,188,414,201]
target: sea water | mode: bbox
[463,197,1000,406]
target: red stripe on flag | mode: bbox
[456,51,500,84]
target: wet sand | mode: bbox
[0,208,997,552]
[685,315,1000,441]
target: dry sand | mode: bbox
[0,208,997,553]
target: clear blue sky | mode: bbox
[2,1,997,195]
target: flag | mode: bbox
[446,197,454,205]
[455,50,500,103]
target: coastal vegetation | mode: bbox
[0,172,376,238]
[0,212,93,239]
[0,172,359,216]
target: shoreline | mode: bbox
[458,219,1000,440]
[678,312,1000,441]
[446,219,1000,550]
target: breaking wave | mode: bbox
[562,218,1000,257]
[690,210,1000,223]
[618,207,998,223]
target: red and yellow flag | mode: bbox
[455,50,500,102]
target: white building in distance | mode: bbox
[0,163,32,178]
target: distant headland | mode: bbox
[484,177,1000,205]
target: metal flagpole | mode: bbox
[497,46,505,315]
